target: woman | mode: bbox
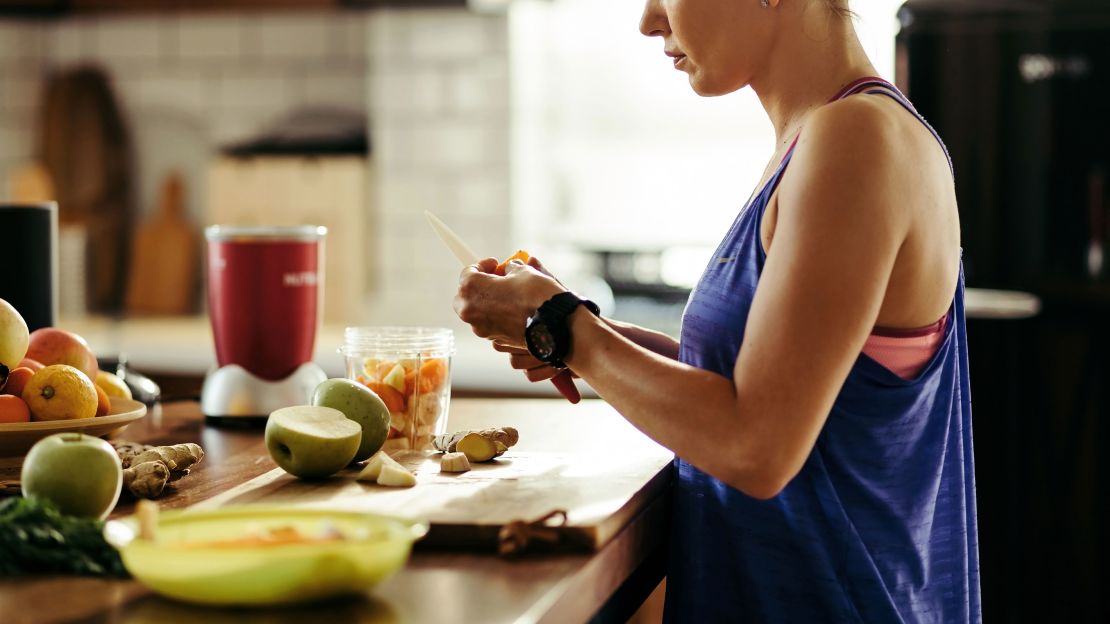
[454,0,979,621]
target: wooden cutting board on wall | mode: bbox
[125,173,199,315]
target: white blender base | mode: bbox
[201,362,327,418]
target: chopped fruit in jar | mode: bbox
[361,358,381,380]
[363,381,405,413]
[374,362,394,381]
[417,358,448,394]
[383,364,406,393]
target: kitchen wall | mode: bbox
[0,20,45,193]
[365,8,511,327]
[0,7,512,328]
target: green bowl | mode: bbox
[104,506,428,606]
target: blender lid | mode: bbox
[205,225,327,242]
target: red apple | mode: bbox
[24,328,98,381]
[18,357,44,372]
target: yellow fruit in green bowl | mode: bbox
[22,364,98,421]
[95,370,132,400]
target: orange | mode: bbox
[95,384,111,416]
[21,364,98,421]
[0,395,30,423]
[494,250,531,276]
[1,366,34,398]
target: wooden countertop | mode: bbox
[0,399,673,624]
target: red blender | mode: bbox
[200,225,328,419]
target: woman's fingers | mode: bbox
[492,340,556,381]
[509,351,546,371]
[523,365,559,382]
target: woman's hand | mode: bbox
[453,257,565,348]
[491,341,576,382]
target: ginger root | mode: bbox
[433,427,518,462]
[440,452,471,473]
[114,441,204,499]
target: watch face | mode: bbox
[526,321,556,359]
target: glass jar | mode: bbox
[338,327,455,451]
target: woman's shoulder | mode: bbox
[796,94,913,169]
[783,91,950,210]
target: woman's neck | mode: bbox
[750,2,879,146]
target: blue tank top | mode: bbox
[664,78,981,623]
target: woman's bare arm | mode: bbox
[457,100,917,499]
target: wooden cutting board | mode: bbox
[125,173,199,315]
[193,399,675,553]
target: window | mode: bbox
[511,0,904,287]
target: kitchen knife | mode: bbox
[425,210,480,266]
[423,210,582,404]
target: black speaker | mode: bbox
[0,203,58,332]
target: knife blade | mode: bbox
[424,210,480,266]
[424,210,582,404]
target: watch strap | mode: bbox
[532,292,600,368]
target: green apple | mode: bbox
[21,433,122,519]
[265,405,362,479]
[0,298,30,373]
[312,378,391,462]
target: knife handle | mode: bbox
[550,370,581,403]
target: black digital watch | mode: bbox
[524,292,601,370]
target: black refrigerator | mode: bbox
[897,0,1110,620]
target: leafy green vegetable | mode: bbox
[0,496,127,577]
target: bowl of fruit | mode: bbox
[1,298,146,457]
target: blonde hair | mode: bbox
[825,0,855,19]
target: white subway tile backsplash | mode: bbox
[366,9,412,64]
[451,175,510,218]
[256,13,331,61]
[209,112,275,147]
[176,15,246,62]
[93,16,167,63]
[377,174,450,219]
[0,70,43,115]
[372,122,413,170]
[0,21,42,62]
[372,67,444,115]
[406,9,489,61]
[0,121,31,161]
[333,10,370,64]
[297,70,366,109]
[409,118,492,169]
[445,58,509,114]
[45,18,92,66]
[218,70,291,111]
[133,72,209,115]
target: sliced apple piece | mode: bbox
[377,464,417,487]
[356,450,403,482]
